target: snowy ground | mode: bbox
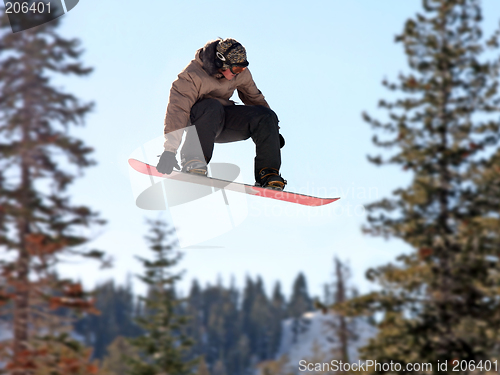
[276,310,376,371]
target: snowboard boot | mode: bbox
[181,159,208,176]
[255,168,287,191]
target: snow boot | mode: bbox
[181,159,208,176]
[255,168,287,191]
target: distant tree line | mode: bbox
[73,271,315,375]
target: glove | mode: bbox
[156,151,180,174]
[279,133,285,149]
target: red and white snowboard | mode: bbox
[128,159,339,207]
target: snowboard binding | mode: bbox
[255,168,287,191]
[181,159,208,176]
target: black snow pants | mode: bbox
[180,98,281,181]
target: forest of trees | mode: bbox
[1,0,500,374]
[73,265,316,375]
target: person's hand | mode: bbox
[156,151,180,174]
[279,134,285,149]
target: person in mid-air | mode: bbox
[156,37,286,190]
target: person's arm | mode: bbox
[236,69,284,148]
[163,68,200,152]
[236,69,270,108]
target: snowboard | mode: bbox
[128,159,339,207]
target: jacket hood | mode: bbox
[196,39,223,77]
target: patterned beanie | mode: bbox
[216,38,249,69]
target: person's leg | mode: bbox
[217,105,281,182]
[181,99,225,166]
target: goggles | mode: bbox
[229,65,247,74]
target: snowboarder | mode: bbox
[156,38,286,190]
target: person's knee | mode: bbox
[253,106,278,126]
[191,99,224,122]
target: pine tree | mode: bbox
[205,288,227,363]
[269,282,286,360]
[288,273,312,344]
[211,359,227,375]
[288,273,312,318]
[329,257,359,364]
[195,356,211,375]
[184,279,205,360]
[271,282,286,317]
[240,277,256,336]
[256,355,294,375]
[100,336,140,375]
[226,335,251,375]
[74,280,143,359]
[345,0,500,372]
[319,258,365,368]
[0,7,106,375]
[248,277,274,361]
[128,219,195,375]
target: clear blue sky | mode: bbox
[49,0,500,299]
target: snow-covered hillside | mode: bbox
[276,310,376,368]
